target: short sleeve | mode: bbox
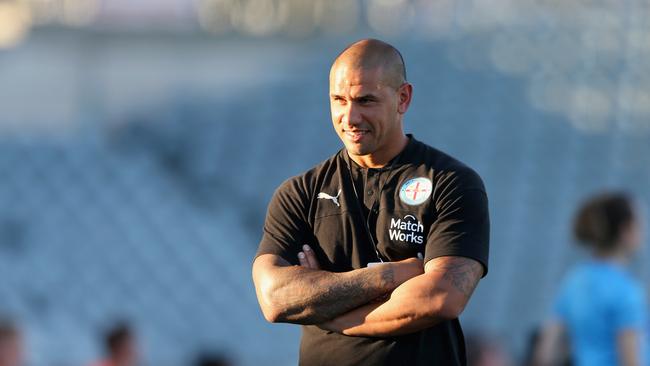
[612,284,647,331]
[255,177,312,265]
[425,168,490,276]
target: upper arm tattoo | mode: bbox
[427,257,483,297]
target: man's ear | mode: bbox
[397,83,413,114]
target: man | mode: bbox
[89,323,138,366]
[252,39,489,365]
[0,319,22,366]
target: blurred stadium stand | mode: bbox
[1,1,650,365]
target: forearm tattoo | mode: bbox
[433,258,482,297]
[380,266,395,287]
[276,265,397,324]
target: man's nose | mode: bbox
[341,102,362,127]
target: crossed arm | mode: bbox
[252,245,483,336]
[252,245,424,324]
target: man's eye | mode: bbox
[358,98,373,104]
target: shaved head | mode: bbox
[330,39,407,89]
[328,38,412,168]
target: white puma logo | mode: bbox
[317,189,341,207]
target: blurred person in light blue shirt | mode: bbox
[535,191,648,366]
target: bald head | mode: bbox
[330,39,407,89]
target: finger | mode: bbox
[298,252,309,267]
[303,245,320,270]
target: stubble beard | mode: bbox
[343,138,376,157]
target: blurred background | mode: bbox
[1,0,649,365]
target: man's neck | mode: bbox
[349,134,409,169]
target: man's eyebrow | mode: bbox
[352,93,379,101]
[329,91,380,100]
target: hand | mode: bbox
[298,244,320,270]
[392,257,424,284]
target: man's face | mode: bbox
[329,64,407,158]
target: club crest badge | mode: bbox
[399,177,432,206]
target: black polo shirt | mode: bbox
[256,135,490,366]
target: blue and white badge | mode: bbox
[399,177,432,205]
